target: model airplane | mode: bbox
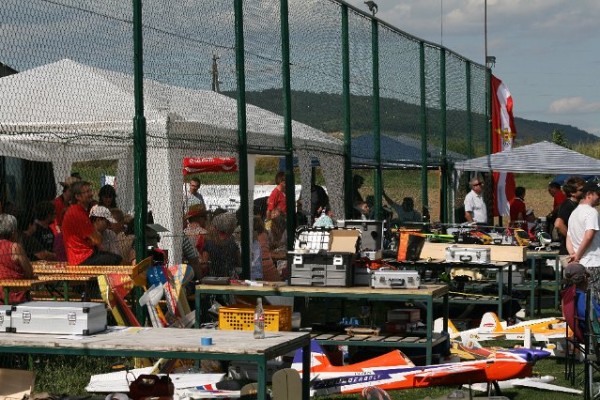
[291,340,541,396]
[435,312,568,343]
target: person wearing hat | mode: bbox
[184,204,208,279]
[201,212,240,278]
[90,205,122,262]
[555,176,586,256]
[53,175,80,230]
[567,181,600,299]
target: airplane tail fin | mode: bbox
[291,340,331,373]
[478,312,504,333]
[434,317,460,339]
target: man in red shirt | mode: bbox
[267,171,287,220]
[548,181,567,213]
[62,181,121,265]
[509,186,527,230]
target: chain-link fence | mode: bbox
[0,0,488,276]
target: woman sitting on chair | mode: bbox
[0,214,34,304]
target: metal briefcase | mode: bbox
[0,305,14,332]
[445,245,491,264]
[370,270,420,289]
[12,301,107,335]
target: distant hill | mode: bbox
[227,89,598,146]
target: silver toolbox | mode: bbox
[0,305,14,332]
[370,270,420,289]
[12,301,107,335]
[288,252,354,287]
[445,245,491,264]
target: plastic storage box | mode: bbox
[219,305,292,331]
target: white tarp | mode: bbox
[453,141,600,174]
[0,59,344,262]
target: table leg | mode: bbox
[3,288,8,305]
[63,281,69,301]
[508,264,513,317]
[537,260,543,315]
[302,342,311,399]
[257,357,267,399]
[195,292,201,329]
[426,297,432,365]
[529,257,536,317]
[554,256,560,310]
[498,266,504,318]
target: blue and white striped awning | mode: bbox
[454,141,600,174]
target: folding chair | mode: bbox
[562,284,585,385]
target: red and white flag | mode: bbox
[491,75,516,217]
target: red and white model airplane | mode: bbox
[291,340,545,396]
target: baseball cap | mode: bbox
[89,205,117,223]
[582,181,600,195]
[563,262,589,285]
[60,176,79,188]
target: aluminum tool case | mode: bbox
[445,245,491,264]
[12,301,107,335]
[0,305,14,332]
[370,270,420,289]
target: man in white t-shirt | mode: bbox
[464,177,487,224]
[567,180,600,299]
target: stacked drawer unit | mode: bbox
[288,228,359,287]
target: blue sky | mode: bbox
[349,0,600,136]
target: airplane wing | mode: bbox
[511,379,583,394]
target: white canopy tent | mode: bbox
[0,59,344,262]
[454,141,600,174]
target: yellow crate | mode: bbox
[219,305,292,331]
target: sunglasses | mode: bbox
[473,182,483,187]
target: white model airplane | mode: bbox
[434,312,568,343]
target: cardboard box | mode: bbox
[328,229,360,253]
[387,308,420,323]
[0,368,35,399]
[337,220,383,251]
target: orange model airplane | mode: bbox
[291,340,543,396]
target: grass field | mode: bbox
[12,332,592,399]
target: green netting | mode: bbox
[0,0,488,275]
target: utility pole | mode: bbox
[211,54,220,93]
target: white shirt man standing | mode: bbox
[567,181,600,299]
[464,177,487,224]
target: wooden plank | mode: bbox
[420,242,526,263]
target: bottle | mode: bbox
[253,298,265,339]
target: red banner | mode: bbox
[182,157,238,174]
[491,75,516,217]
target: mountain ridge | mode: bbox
[230,89,598,146]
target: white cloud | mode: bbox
[548,97,600,114]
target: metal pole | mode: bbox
[234,0,251,279]
[280,0,295,250]
[132,0,147,324]
[419,42,428,219]
[371,18,382,219]
[341,6,353,219]
[132,0,147,262]
[439,48,447,223]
